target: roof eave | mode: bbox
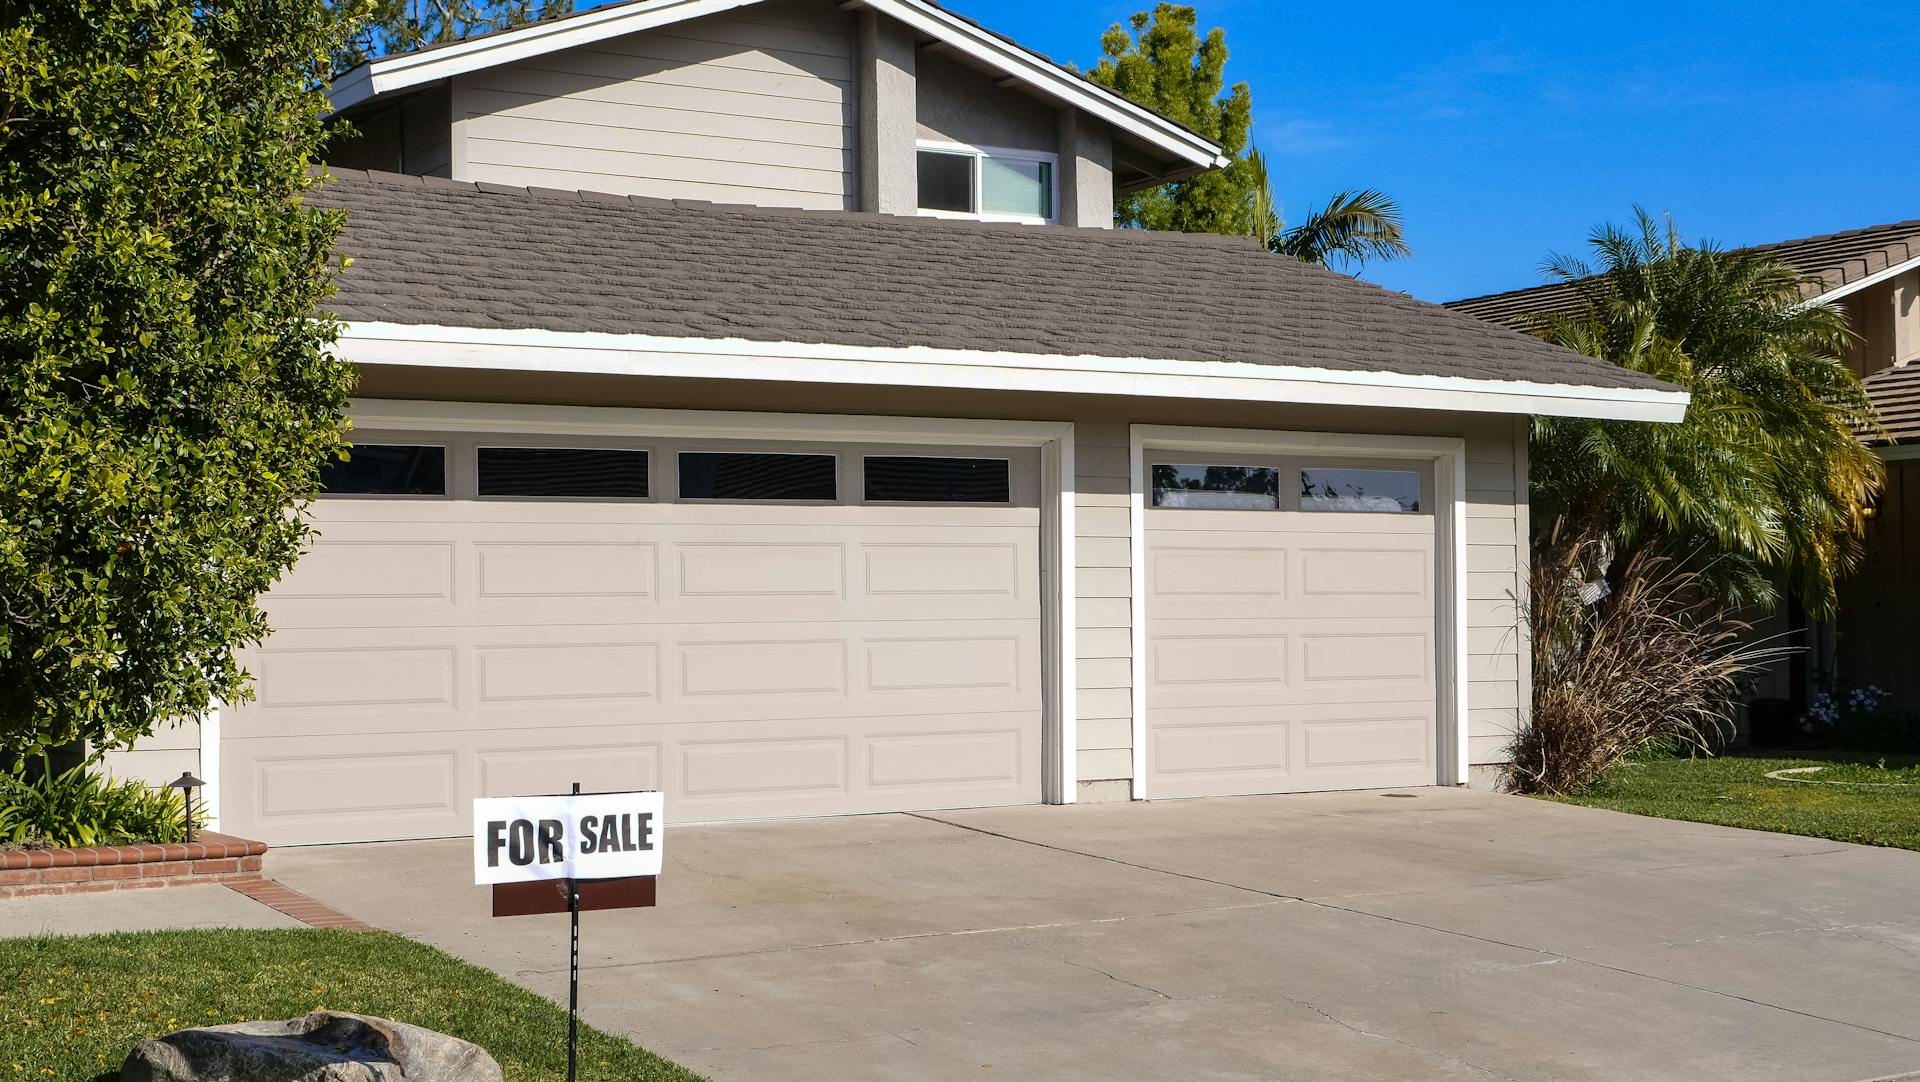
[331,320,1691,423]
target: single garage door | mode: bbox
[1145,455,1437,798]
[222,431,1044,845]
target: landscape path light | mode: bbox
[167,772,205,843]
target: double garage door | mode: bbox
[221,431,1044,845]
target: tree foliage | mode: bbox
[1529,210,1881,616]
[0,0,358,765]
[1088,3,1254,235]
[336,0,572,70]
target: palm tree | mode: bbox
[1528,209,1882,616]
[1244,148,1411,272]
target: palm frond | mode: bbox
[1274,187,1411,270]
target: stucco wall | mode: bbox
[915,51,1057,152]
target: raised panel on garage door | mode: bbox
[1145,458,1437,799]
[221,437,1044,845]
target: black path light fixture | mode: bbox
[168,772,205,843]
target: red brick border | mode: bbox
[0,832,266,897]
[224,877,372,931]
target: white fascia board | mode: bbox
[335,321,1691,422]
[1799,252,1920,308]
[867,0,1223,170]
[324,0,1225,170]
[328,0,760,112]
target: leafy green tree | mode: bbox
[1529,209,1881,616]
[337,0,572,69]
[1245,148,1411,271]
[0,0,358,769]
[1088,4,1254,235]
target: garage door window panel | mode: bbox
[864,456,1011,504]
[1299,468,1422,513]
[678,452,837,502]
[1151,464,1279,510]
[321,444,447,497]
[478,447,650,500]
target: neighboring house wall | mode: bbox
[1840,272,1920,378]
[349,368,1535,796]
[326,84,453,177]
[449,0,859,208]
[1837,457,1920,707]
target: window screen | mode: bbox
[478,447,648,499]
[1299,468,1421,512]
[982,156,1051,219]
[320,444,446,495]
[1151,464,1279,509]
[865,456,1011,503]
[679,452,837,501]
[916,150,973,213]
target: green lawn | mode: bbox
[0,928,703,1081]
[1550,751,1920,851]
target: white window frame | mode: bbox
[915,139,1060,225]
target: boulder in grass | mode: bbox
[121,1010,503,1081]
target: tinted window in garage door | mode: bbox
[478,447,649,499]
[321,444,446,496]
[865,456,1010,503]
[679,452,837,501]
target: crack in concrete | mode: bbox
[909,812,1920,1049]
[1059,957,1172,999]
[1281,992,1524,1081]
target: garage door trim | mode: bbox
[200,399,1078,827]
[1127,425,1468,796]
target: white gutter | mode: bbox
[334,321,1691,423]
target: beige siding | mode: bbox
[452,0,856,208]
[99,719,202,790]
[1074,421,1134,790]
[1465,418,1527,765]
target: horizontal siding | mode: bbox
[99,720,201,790]
[1466,424,1526,765]
[1075,420,1133,782]
[455,0,854,208]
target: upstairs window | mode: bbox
[916,143,1055,224]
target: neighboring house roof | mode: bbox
[1445,217,1920,327]
[310,169,1685,421]
[327,0,1228,173]
[1863,363,1920,444]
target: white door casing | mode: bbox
[1130,426,1469,797]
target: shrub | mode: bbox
[0,763,193,848]
[1507,532,1788,795]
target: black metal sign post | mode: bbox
[566,781,581,1082]
[476,783,662,1082]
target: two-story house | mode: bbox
[112,0,1686,846]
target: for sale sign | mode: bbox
[472,791,665,886]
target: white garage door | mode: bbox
[1145,456,1437,799]
[222,432,1044,845]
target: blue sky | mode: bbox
[947,0,1919,302]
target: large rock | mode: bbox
[121,1010,503,1082]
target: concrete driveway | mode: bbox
[271,788,1920,1081]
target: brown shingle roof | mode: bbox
[311,169,1671,394]
[1445,218,1920,327]
[1864,363,1920,444]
